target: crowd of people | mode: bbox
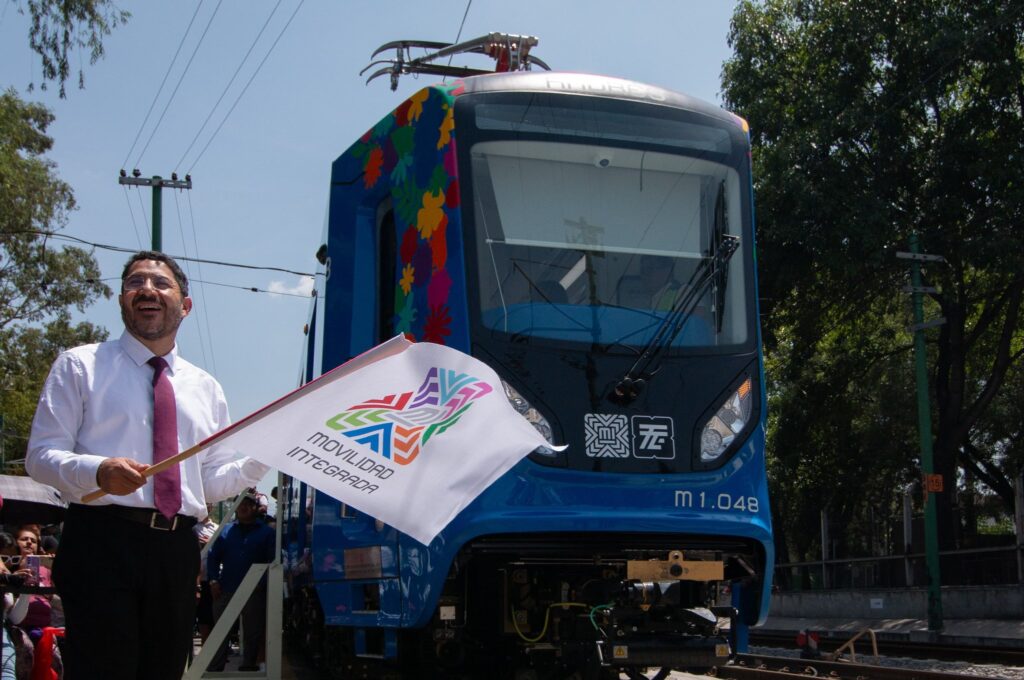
[198,489,275,673]
[0,523,61,679]
[0,486,277,680]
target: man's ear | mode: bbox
[182,296,193,318]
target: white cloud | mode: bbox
[268,277,315,298]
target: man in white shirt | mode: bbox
[27,251,269,680]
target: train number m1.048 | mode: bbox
[675,490,760,513]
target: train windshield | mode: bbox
[462,95,753,352]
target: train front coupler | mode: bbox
[589,579,734,674]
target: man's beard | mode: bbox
[121,301,183,341]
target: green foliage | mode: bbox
[22,0,130,97]
[0,89,111,327]
[723,0,1024,559]
[977,516,1014,536]
[0,89,110,466]
[0,315,107,465]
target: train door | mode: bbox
[309,197,404,657]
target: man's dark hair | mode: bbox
[0,571,26,591]
[121,250,189,296]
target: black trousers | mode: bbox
[53,504,200,680]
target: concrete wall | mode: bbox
[770,586,1024,620]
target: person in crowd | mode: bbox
[26,250,269,680]
[206,490,275,672]
[0,565,29,680]
[7,528,51,642]
[38,537,57,557]
[0,535,51,680]
[38,526,59,555]
[0,534,14,561]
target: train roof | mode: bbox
[450,71,746,131]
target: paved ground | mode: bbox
[190,638,320,679]
[191,637,711,679]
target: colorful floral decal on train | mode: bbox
[345,83,466,347]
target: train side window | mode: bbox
[376,200,397,341]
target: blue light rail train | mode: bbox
[280,34,773,679]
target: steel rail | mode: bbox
[718,653,997,680]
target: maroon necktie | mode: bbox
[148,357,182,519]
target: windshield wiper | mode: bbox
[610,182,738,404]
[609,235,739,403]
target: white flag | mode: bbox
[216,336,559,545]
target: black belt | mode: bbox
[71,503,197,532]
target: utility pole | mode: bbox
[897,235,945,632]
[118,170,193,251]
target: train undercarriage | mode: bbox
[288,533,765,679]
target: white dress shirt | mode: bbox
[27,331,270,518]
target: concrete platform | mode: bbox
[756,587,1024,649]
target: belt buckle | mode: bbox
[149,513,177,531]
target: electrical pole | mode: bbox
[118,170,193,251]
[897,235,945,632]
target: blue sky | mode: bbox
[1,1,739,491]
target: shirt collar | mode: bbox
[118,330,179,373]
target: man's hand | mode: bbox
[96,457,148,495]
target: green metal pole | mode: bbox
[910,232,943,631]
[151,175,163,251]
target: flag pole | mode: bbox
[80,335,412,504]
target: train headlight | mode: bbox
[699,377,753,463]
[502,379,556,456]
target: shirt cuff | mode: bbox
[72,454,112,494]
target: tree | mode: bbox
[0,315,107,468]
[0,89,110,466]
[19,0,130,97]
[722,0,1024,555]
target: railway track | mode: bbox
[750,631,1024,666]
[710,653,997,680]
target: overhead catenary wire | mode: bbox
[133,0,224,170]
[121,185,144,249]
[190,278,316,299]
[185,0,305,173]
[120,0,204,171]
[86,276,316,300]
[174,0,284,172]
[184,190,219,376]
[445,0,473,70]
[16,230,317,278]
[134,188,149,234]
[440,0,474,87]
[173,191,210,370]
